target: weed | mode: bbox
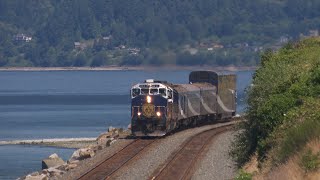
[234,169,253,180]
[300,149,320,172]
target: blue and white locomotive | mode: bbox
[130,71,237,137]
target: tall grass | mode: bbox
[278,119,320,162]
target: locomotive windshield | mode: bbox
[131,82,172,99]
[150,88,158,94]
[141,89,149,95]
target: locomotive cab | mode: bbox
[131,79,173,136]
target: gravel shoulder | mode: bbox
[191,130,238,180]
[59,138,135,180]
[59,121,238,180]
[110,122,237,180]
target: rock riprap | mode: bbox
[69,148,95,161]
[41,153,65,170]
[19,126,129,180]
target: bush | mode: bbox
[0,56,8,66]
[73,53,87,67]
[90,52,109,67]
[300,149,320,172]
[120,54,143,66]
[231,38,320,167]
[235,170,252,180]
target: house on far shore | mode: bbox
[128,47,140,55]
[102,35,112,40]
[74,42,81,49]
[13,33,32,42]
[309,29,319,37]
[300,29,320,39]
[212,43,224,49]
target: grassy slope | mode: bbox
[233,38,320,179]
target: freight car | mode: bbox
[130,71,236,137]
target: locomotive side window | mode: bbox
[159,88,166,97]
[132,88,140,97]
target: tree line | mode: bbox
[0,0,320,67]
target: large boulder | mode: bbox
[79,148,95,159]
[69,148,95,162]
[25,174,48,180]
[108,126,115,132]
[97,132,111,141]
[106,139,113,147]
[106,138,117,147]
[45,167,65,177]
[65,163,78,171]
[69,150,80,162]
[42,153,65,170]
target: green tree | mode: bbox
[73,53,87,67]
[0,53,8,66]
[2,40,18,57]
[90,52,108,67]
[2,0,320,67]
[120,54,143,66]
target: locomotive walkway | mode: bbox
[76,122,236,180]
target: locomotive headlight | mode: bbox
[137,112,141,116]
[147,96,152,103]
[156,112,161,117]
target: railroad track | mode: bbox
[150,124,234,180]
[78,138,156,180]
[77,122,235,180]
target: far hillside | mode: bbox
[232,38,320,179]
[1,0,320,67]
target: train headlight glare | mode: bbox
[156,112,161,117]
[137,112,141,116]
[147,96,152,103]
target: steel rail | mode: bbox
[150,123,234,180]
[78,138,155,180]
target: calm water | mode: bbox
[0,70,253,179]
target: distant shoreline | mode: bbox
[0,138,97,149]
[0,66,258,72]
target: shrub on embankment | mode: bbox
[231,38,320,171]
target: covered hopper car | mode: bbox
[130,71,236,137]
